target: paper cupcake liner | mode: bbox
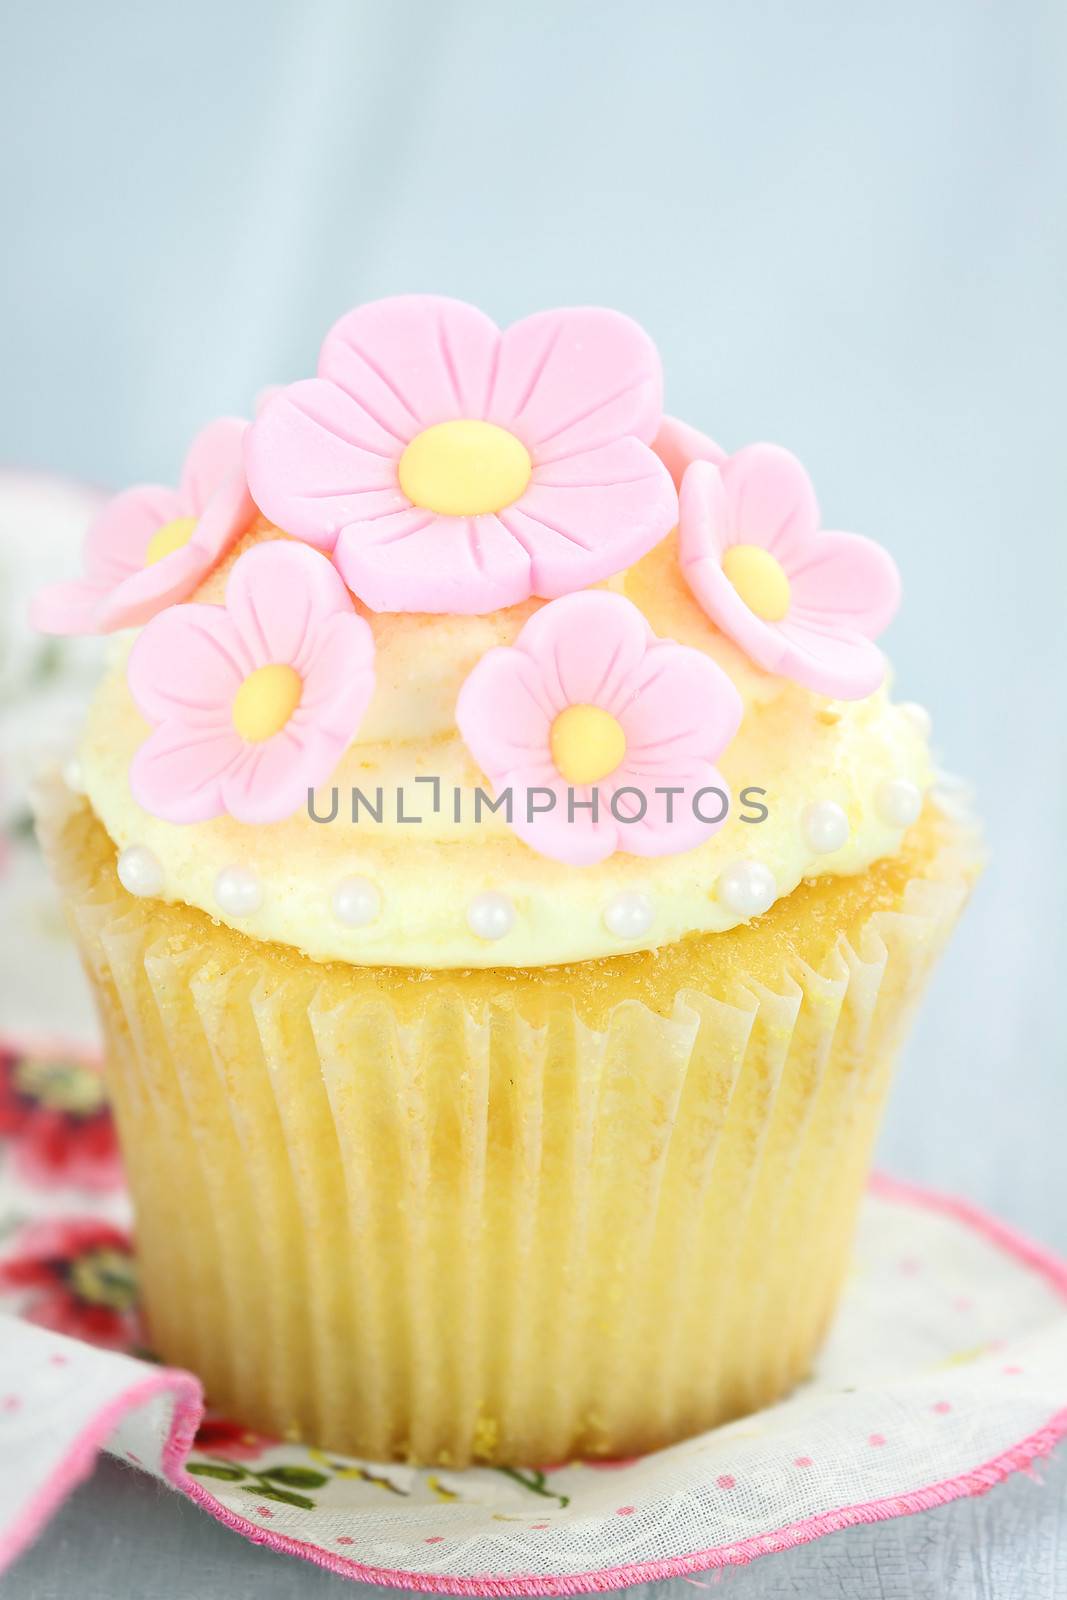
[36,779,980,1468]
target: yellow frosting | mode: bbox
[77,524,932,969]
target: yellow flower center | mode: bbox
[722,544,791,621]
[398,419,532,516]
[232,664,303,742]
[144,516,199,566]
[69,1248,137,1311]
[14,1056,106,1117]
[550,704,627,784]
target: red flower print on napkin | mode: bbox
[0,1044,121,1193]
[0,1218,141,1351]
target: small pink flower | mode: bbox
[652,416,727,488]
[31,419,255,635]
[678,445,900,698]
[127,541,375,824]
[456,591,741,866]
[245,295,677,615]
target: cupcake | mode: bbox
[31,296,979,1467]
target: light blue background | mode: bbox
[2,3,1064,1592]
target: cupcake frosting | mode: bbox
[39,295,932,969]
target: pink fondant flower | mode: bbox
[127,541,375,824]
[652,416,727,488]
[456,591,742,866]
[30,419,255,635]
[678,445,900,698]
[245,295,677,615]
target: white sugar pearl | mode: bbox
[717,860,777,919]
[803,800,850,855]
[117,844,163,898]
[62,756,85,796]
[876,778,923,829]
[214,865,263,917]
[466,891,515,941]
[898,702,932,739]
[332,876,381,928]
[602,890,655,940]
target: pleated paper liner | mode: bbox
[36,774,981,1467]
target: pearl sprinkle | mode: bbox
[717,860,777,919]
[466,892,516,941]
[331,877,381,928]
[117,845,164,898]
[214,865,263,916]
[876,778,923,829]
[803,800,850,855]
[602,891,655,940]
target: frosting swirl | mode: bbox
[77,524,931,969]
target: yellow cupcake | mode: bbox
[34,296,980,1466]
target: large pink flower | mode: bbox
[456,591,742,866]
[245,296,678,615]
[30,419,255,635]
[678,446,901,699]
[127,541,375,824]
